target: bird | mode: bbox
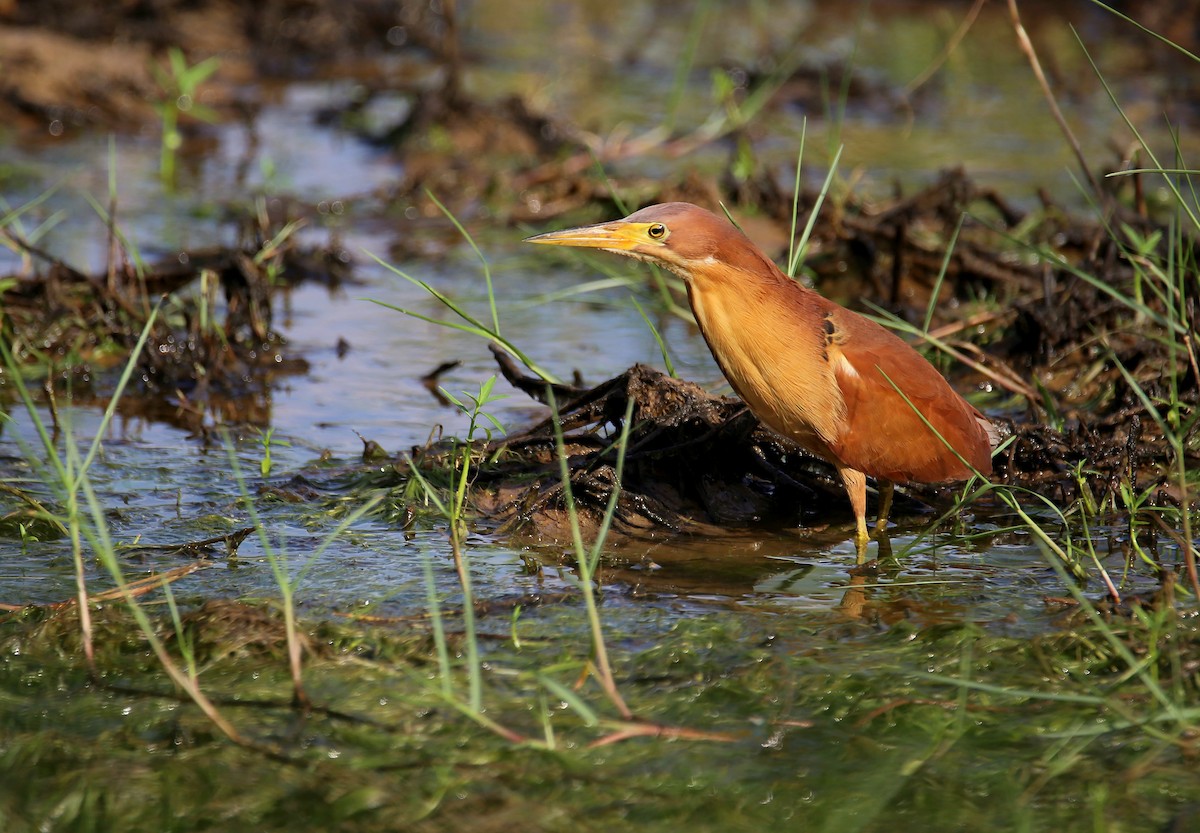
[526,202,996,557]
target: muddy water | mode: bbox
[1,4,1195,831]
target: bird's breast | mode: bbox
[686,274,847,459]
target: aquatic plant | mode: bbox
[150,47,220,189]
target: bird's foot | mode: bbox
[853,527,871,564]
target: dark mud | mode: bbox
[0,0,446,130]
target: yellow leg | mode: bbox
[838,467,870,563]
[874,480,895,538]
[853,528,870,563]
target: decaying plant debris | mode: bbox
[0,214,347,435]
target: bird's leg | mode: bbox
[875,530,894,561]
[852,520,870,563]
[838,467,870,562]
[874,480,895,539]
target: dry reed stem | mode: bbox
[1006,0,1106,203]
[905,0,988,95]
[588,721,738,748]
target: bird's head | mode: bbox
[525,202,776,283]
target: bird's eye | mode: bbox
[647,223,667,240]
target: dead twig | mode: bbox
[0,560,213,612]
[489,342,584,404]
[588,720,738,748]
[117,527,255,559]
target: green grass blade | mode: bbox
[425,190,501,336]
[788,144,843,278]
[366,253,560,383]
[631,296,676,377]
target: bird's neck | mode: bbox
[684,263,842,451]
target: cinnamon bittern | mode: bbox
[526,202,995,556]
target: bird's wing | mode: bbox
[824,307,993,483]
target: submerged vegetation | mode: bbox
[1,1,1199,831]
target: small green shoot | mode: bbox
[150,47,221,188]
[225,434,384,708]
[0,188,67,272]
[427,190,501,335]
[17,521,39,554]
[254,427,291,478]
[252,204,305,286]
[786,143,844,279]
[922,213,968,335]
